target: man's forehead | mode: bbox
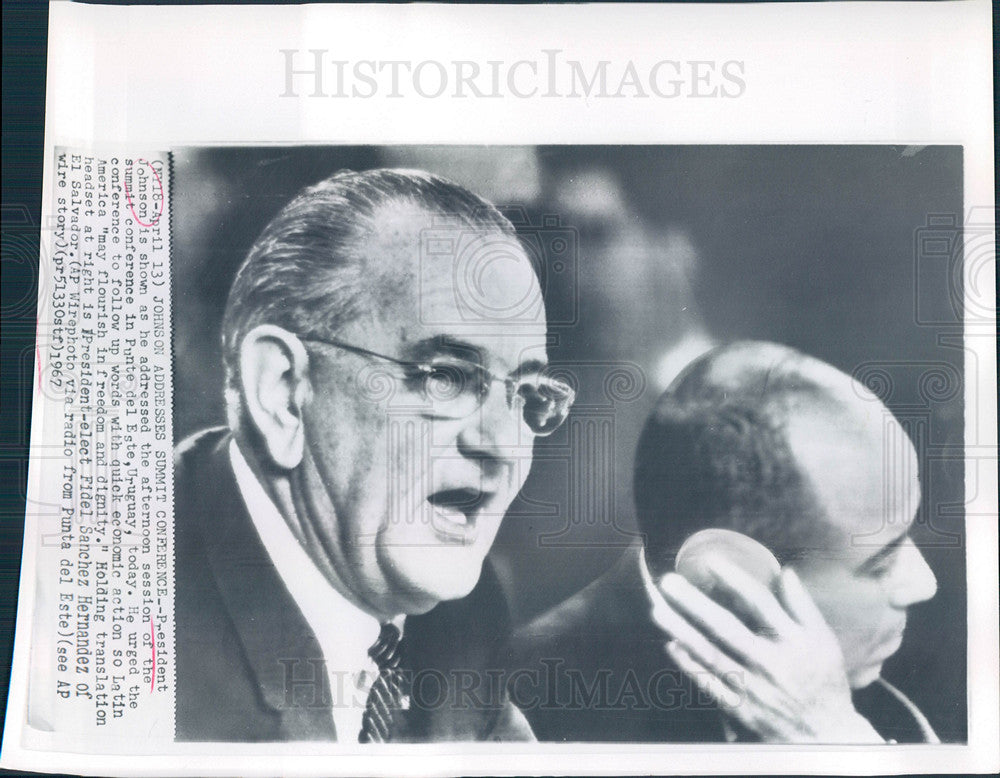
[353,200,547,362]
[367,201,541,308]
[365,200,443,254]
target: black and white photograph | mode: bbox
[1,2,994,775]
[170,145,966,745]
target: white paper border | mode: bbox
[3,1,995,774]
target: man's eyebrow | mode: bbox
[403,337,547,375]
[403,337,484,364]
[857,532,908,573]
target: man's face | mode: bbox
[296,203,549,618]
[788,411,938,689]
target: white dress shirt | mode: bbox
[229,440,392,742]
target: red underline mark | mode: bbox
[150,618,156,693]
[123,159,165,227]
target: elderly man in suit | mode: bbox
[511,341,940,743]
[174,168,574,742]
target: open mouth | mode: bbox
[427,487,488,543]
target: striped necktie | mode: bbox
[358,622,408,743]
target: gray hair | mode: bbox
[220,167,519,420]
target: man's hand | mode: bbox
[651,557,883,743]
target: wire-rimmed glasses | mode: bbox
[300,336,575,436]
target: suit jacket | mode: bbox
[174,427,532,742]
[508,545,938,743]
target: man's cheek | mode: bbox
[490,487,517,522]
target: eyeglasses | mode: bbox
[300,336,575,436]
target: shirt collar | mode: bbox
[639,546,664,610]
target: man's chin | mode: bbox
[848,663,884,690]
[385,548,486,614]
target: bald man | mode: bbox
[509,341,940,743]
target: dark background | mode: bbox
[170,145,966,742]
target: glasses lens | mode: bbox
[417,361,483,417]
[415,358,575,434]
[519,376,575,435]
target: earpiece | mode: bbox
[675,528,781,594]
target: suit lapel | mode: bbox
[190,431,337,739]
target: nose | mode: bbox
[455,385,529,478]
[888,539,938,608]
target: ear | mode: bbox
[238,324,313,470]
